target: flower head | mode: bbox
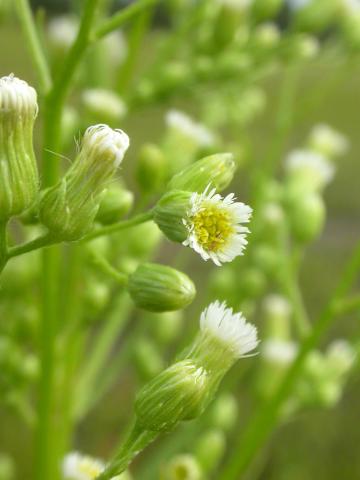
[200,300,259,358]
[63,452,104,480]
[183,187,252,266]
[82,124,129,169]
[0,74,38,118]
[262,339,298,366]
[308,123,349,158]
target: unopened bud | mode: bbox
[135,360,209,432]
[167,152,236,193]
[0,75,39,220]
[128,263,196,312]
[95,183,134,225]
[40,124,129,240]
[154,190,191,243]
[287,191,326,243]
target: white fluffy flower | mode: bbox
[183,187,252,266]
[308,124,349,158]
[285,149,335,188]
[165,110,215,147]
[200,300,259,358]
[262,339,298,365]
[48,16,78,50]
[83,124,130,168]
[63,452,104,480]
[263,294,292,319]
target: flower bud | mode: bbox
[135,359,210,432]
[82,88,127,125]
[95,183,134,225]
[167,152,236,193]
[252,22,281,49]
[262,294,292,340]
[0,454,15,480]
[136,143,168,194]
[39,124,129,240]
[290,33,320,59]
[161,454,202,480]
[128,263,196,312]
[0,75,39,220]
[287,191,326,243]
[285,149,334,192]
[48,15,77,54]
[194,429,226,473]
[154,190,191,243]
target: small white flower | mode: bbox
[200,300,259,358]
[82,89,127,120]
[183,186,252,266]
[308,124,349,158]
[83,124,130,168]
[262,339,298,365]
[285,148,335,188]
[0,74,38,117]
[48,16,78,50]
[165,110,215,147]
[327,339,356,374]
[63,452,104,480]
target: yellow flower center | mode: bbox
[191,203,234,252]
[79,460,102,479]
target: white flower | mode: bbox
[83,124,130,168]
[200,300,259,358]
[285,148,335,188]
[48,15,78,50]
[183,186,252,266]
[327,339,356,374]
[82,89,127,121]
[0,74,38,117]
[308,124,349,158]
[262,339,298,365]
[165,110,215,147]
[62,452,104,480]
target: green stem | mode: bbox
[15,0,52,94]
[220,240,360,480]
[95,0,161,40]
[96,423,158,480]
[91,254,128,285]
[7,232,55,259]
[83,210,154,241]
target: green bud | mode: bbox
[0,75,39,220]
[135,359,209,432]
[121,221,162,259]
[133,336,164,380]
[39,124,129,240]
[207,392,238,431]
[252,243,280,277]
[240,267,267,299]
[136,143,167,193]
[252,22,281,49]
[194,428,226,473]
[153,190,191,243]
[290,34,320,60]
[167,153,236,193]
[287,192,325,243]
[252,0,283,20]
[161,454,202,480]
[128,263,196,312]
[95,184,134,225]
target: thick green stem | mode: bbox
[15,0,52,94]
[7,232,55,259]
[220,240,360,480]
[83,210,154,241]
[96,423,158,480]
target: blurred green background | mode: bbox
[0,2,360,479]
